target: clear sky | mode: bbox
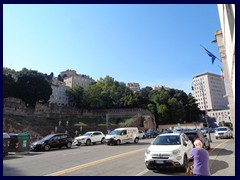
[3,4,222,94]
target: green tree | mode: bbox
[3,74,17,98]
[15,68,52,107]
[65,86,85,108]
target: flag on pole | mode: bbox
[220,68,224,80]
[203,47,217,64]
[218,65,224,80]
[200,45,221,64]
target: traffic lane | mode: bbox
[3,139,152,176]
[52,149,147,176]
[209,138,235,176]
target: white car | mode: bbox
[215,127,233,139]
[138,130,146,139]
[145,133,193,171]
[73,131,105,146]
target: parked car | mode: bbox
[73,131,105,146]
[145,133,193,171]
[105,127,139,145]
[31,133,72,151]
[183,130,211,150]
[145,129,160,138]
[215,127,233,139]
[3,133,11,157]
[138,130,146,139]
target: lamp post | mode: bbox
[192,80,212,143]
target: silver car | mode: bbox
[215,127,233,139]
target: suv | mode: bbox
[215,127,233,139]
[31,133,72,151]
[145,133,193,171]
[73,131,105,146]
[183,130,211,150]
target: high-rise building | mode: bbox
[192,72,228,111]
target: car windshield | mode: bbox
[110,130,122,135]
[217,128,228,131]
[152,135,180,145]
[42,134,55,141]
[83,132,93,136]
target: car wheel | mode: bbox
[116,140,121,145]
[44,144,51,151]
[134,137,139,143]
[86,139,91,146]
[101,138,105,144]
[66,142,72,148]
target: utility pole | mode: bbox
[192,80,212,143]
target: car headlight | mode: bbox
[81,138,86,140]
[145,149,151,155]
[172,149,180,155]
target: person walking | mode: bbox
[189,139,211,176]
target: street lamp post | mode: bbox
[192,80,212,143]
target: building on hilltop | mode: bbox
[151,86,170,91]
[64,74,95,88]
[49,78,70,106]
[127,83,140,92]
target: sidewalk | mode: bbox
[209,138,235,176]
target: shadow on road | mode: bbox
[210,159,229,175]
[209,148,233,156]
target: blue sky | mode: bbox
[3,4,222,94]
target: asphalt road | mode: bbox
[3,133,235,176]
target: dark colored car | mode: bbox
[3,133,11,157]
[31,133,72,151]
[145,129,160,138]
[183,130,211,150]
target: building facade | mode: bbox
[214,4,235,132]
[192,72,228,111]
[49,79,70,106]
[207,109,231,127]
[64,74,95,88]
[127,82,140,92]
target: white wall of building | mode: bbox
[192,72,228,111]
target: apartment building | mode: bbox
[192,72,228,111]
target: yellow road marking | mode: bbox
[208,139,230,155]
[46,147,147,176]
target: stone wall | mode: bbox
[3,98,157,134]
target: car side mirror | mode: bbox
[183,141,187,146]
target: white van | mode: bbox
[105,127,139,145]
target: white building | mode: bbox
[214,4,235,132]
[49,79,70,106]
[192,72,228,111]
[207,109,231,127]
[152,85,170,91]
[64,74,95,88]
[127,82,140,92]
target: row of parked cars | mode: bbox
[144,126,234,172]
